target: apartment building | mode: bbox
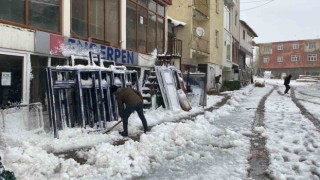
[222,0,240,80]
[167,0,224,91]
[257,39,320,78]
[239,20,258,82]
[167,0,210,72]
[0,0,173,108]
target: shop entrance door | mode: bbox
[0,54,23,108]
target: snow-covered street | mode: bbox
[1,78,320,180]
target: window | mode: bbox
[293,43,299,49]
[226,35,231,60]
[263,57,269,63]
[277,44,283,50]
[242,30,246,40]
[264,46,271,53]
[127,0,165,54]
[308,54,317,61]
[0,0,61,33]
[235,12,238,26]
[215,30,219,48]
[277,56,283,62]
[308,42,316,49]
[216,0,219,14]
[71,0,120,46]
[224,6,231,31]
[291,55,300,61]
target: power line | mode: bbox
[241,0,275,12]
[241,0,272,3]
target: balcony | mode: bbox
[193,0,209,21]
[157,38,182,66]
[192,34,209,54]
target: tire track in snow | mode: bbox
[291,89,320,132]
[275,87,320,131]
[248,87,274,180]
[267,86,320,179]
[295,89,320,99]
[293,89,320,105]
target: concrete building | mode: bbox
[167,0,225,92]
[0,0,173,108]
[257,39,320,78]
[167,0,210,72]
[239,20,258,83]
[222,0,240,80]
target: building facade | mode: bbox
[0,0,172,108]
[167,0,210,73]
[257,39,320,78]
[222,0,241,81]
[167,0,225,91]
[239,20,257,83]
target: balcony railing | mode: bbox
[193,0,209,19]
[156,38,182,66]
[167,38,182,57]
[192,35,209,53]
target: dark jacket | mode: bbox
[215,75,221,84]
[115,88,143,116]
[284,75,292,85]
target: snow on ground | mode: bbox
[0,77,320,179]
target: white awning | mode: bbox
[167,16,186,27]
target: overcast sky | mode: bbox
[240,0,320,43]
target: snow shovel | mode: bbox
[103,119,123,134]
[87,119,122,134]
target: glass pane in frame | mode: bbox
[138,7,147,53]
[126,0,137,50]
[0,0,25,24]
[72,0,88,37]
[147,12,156,53]
[157,17,164,54]
[90,0,104,40]
[157,3,165,16]
[106,0,119,46]
[29,0,60,32]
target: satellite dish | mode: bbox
[195,27,205,37]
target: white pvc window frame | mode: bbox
[291,55,300,61]
[277,56,283,62]
[307,54,317,61]
[293,43,299,49]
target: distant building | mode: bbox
[257,39,320,78]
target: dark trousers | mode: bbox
[284,84,290,93]
[122,103,148,133]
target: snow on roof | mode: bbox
[167,16,186,27]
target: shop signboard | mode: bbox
[35,32,138,65]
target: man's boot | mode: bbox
[119,131,128,137]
